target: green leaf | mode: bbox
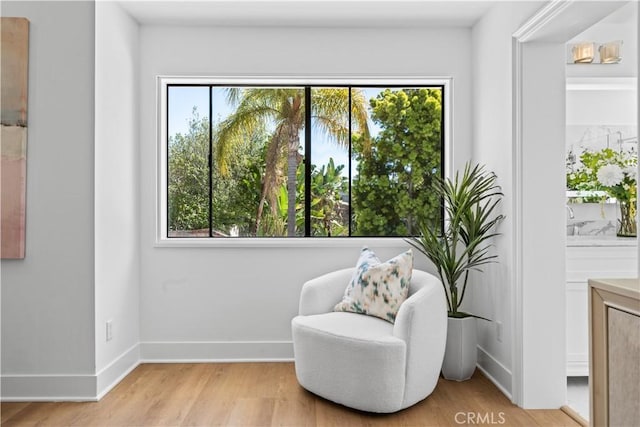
[406,161,504,318]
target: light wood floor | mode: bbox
[1,363,580,426]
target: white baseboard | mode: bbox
[1,374,98,402]
[96,344,141,400]
[477,345,513,400]
[1,341,293,401]
[2,344,141,402]
[140,340,294,362]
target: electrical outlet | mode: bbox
[106,320,113,342]
[496,321,503,343]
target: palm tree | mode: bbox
[215,87,370,236]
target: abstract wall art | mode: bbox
[1,17,29,259]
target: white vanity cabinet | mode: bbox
[566,239,637,376]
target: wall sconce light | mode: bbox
[599,40,622,64]
[572,42,596,63]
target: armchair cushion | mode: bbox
[334,247,413,323]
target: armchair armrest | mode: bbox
[298,268,354,316]
[393,269,447,407]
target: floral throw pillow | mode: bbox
[334,247,413,323]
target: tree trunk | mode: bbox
[407,170,414,235]
[254,128,285,236]
[254,188,267,235]
[287,125,300,237]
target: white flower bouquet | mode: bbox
[566,147,637,236]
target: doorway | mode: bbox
[564,2,639,421]
[511,0,638,412]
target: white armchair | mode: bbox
[291,268,447,413]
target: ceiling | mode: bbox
[597,0,637,24]
[116,0,498,28]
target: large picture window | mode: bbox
[163,81,445,238]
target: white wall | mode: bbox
[520,41,567,408]
[1,1,96,399]
[138,26,472,359]
[470,1,542,399]
[566,86,637,126]
[94,1,140,395]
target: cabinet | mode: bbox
[566,242,637,376]
[589,278,640,426]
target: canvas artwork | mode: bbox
[1,17,29,259]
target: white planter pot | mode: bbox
[441,316,477,381]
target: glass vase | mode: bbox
[617,200,637,237]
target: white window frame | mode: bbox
[156,76,453,247]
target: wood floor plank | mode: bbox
[182,366,236,426]
[0,402,30,425]
[1,363,581,426]
[141,364,214,426]
[526,410,582,427]
[313,396,368,427]
[271,395,316,427]
[1,402,92,427]
[226,398,275,426]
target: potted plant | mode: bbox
[408,162,504,381]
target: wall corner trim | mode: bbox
[477,345,513,401]
[96,344,141,400]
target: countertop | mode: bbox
[588,278,640,300]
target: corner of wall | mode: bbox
[96,344,140,400]
[94,0,142,389]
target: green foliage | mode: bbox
[567,147,637,204]
[168,108,269,236]
[408,163,504,318]
[212,132,268,236]
[352,88,442,236]
[168,107,350,237]
[257,163,304,237]
[256,184,289,237]
[168,110,210,234]
[169,87,447,238]
[309,158,349,237]
[257,159,349,237]
[216,88,305,236]
[216,87,370,236]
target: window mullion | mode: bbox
[348,87,353,237]
[208,86,213,238]
[166,85,170,237]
